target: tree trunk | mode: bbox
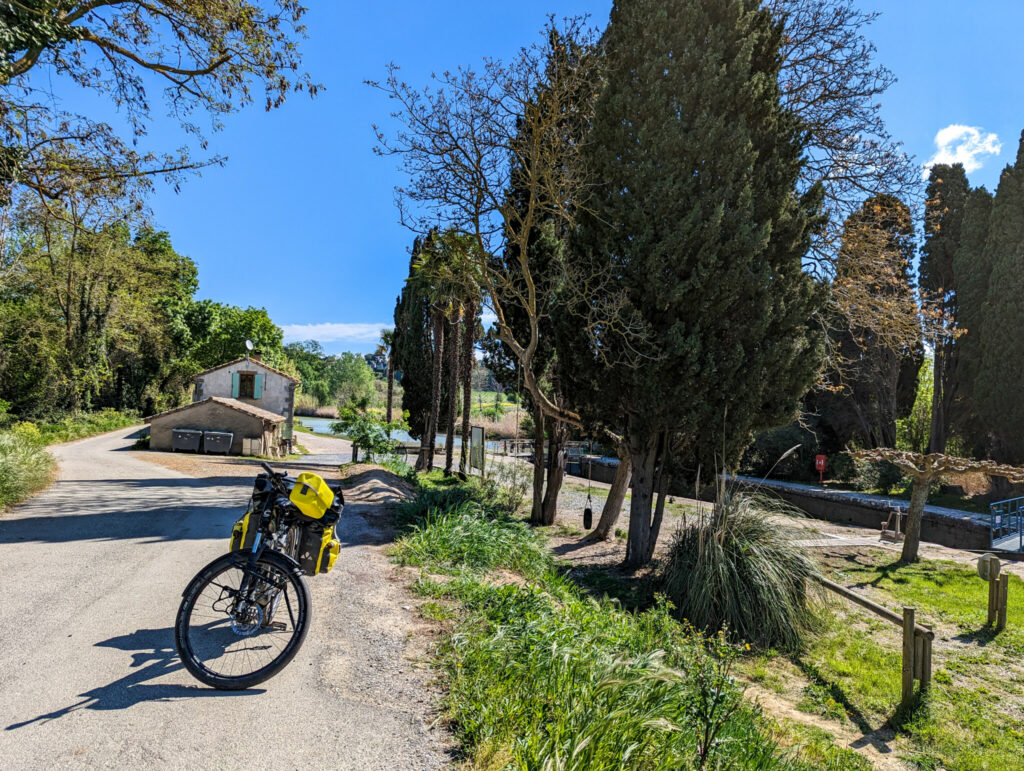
[624,431,659,569]
[540,418,567,526]
[929,347,946,454]
[444,316,460,476]
[459,300,476,476]
[592,441,632,541]
[386,354,394,437]
[423,310,445,471]
[530,401,546,525]
[900,475,931,563]
[647,471,669,563]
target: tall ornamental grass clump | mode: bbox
[0,426,56,510]
[661,492,822,650]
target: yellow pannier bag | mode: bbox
[298,522,340,576]
[229,508,260,552]
[289,472,335,521]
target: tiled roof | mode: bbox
[146,396,285,424]
[190,357,299,383]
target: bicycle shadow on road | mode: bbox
[5,626,261,730]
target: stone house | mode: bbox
[146,354,299,455]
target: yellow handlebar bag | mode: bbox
[289,472,335,520]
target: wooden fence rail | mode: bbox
[816,577,932,707]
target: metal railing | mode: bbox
[990,495,1024,552]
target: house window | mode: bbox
[239,373,256,399]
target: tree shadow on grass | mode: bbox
[793,659,876,735]
[562,562,657,611]
[6,626,261,730]
[953,625,999,647]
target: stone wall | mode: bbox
[150,402,279,455]
[725,481,991,551]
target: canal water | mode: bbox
[297,416,502,451]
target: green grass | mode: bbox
[0,429,56,510]
[420,600,457,621]
[30,409,140,445]
[741,550,1024,770]
[830,550,1024,655]
[390,473,866,771]
[771,722,874,771]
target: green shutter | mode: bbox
[231,372,240,398]
[253,373,263,399]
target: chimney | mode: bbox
[252,350,263,361]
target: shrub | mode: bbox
[851,459,904,495]
[0,430,56,510]
[486,460,531,516]
[660,492,822,650]
[331,407,408,461]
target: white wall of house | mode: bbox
[194,360,295,437]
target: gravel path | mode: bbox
[0,427,451,769]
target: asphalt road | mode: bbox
[0,428,448,769]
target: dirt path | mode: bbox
[0,427,450,769]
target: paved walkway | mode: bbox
[0,427,447,770]
[731,475,991,527]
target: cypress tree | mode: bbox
[976,132,1024,461]
[920,164,969,453]
[950,186,994,452]
[392,237,434,447]
[573,0,824,567]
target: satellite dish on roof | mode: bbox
[245,339,254,352]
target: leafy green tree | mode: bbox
[572,0,824,567]
[976,132,1024,461]
[329,353,375,411]
[920,164,969,453]
[950,186,994,452]
[188,304,284,371]
[1,1,318,203]
[0,195,200,415]
[821,195,922,449]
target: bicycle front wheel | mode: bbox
[175,550,311,689]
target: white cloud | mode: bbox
[281,322,392,344]
[922,124,1002,179]
[480,311,498,326]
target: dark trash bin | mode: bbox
[171,428,202,452]
[203,431,234,454]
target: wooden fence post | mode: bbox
[986,555,1003,627]
[998,573,1009,631]
[902,606,915,706]
[921,626,932,689]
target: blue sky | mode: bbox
[58,1,1024,353]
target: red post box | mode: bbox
[814,454,827,485]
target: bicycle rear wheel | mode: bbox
[175,550,311,689]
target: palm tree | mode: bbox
[377,329,396,436]
[413,230,484,474]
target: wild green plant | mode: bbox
[393,502,549,580]
[0,430,56,509]
[661,491,822,650]
[486,460,531,516]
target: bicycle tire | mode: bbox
[175,550,311,689]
